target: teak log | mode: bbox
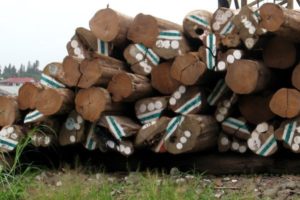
[215,93,238,122]
[18,83,44,110]
[23,110,45,124]
[263,36,296,69]
[78,56,127,88]
[67,35,90,60]
[42,62,65,83]
[211,7,236,36]
[222,117,251,140]
[207,79,231,107]
[269,88,300,118]
[183,10,212,39]
[127,13,183,48]
[75,27,97,51]
[198,34,220,71]
[216,49,244,72]
[0,96,20,127]
[151,61,181,95]
[62,56,82,87]
[291,63,300,91]
[260,3,300,42]
[99,115,141,141]
[248,122,277,157]
[0,125,24,153]
[170,52,207,85]
[89,8,133,47]
[75,87,121,122]
[168,86,206,115]
[164,115,219,154]
[123,43,160,76]
[83,123,99,151]
[225,59,271,94]
[135,117,170,148]
[35,87,74,116]
[238,92,275,125]
[218,132,232,152]
[108,72,153,102]
[275,118,300,153]
[135,96,169,124]
[59,110,85,146]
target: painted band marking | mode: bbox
[24,110,44,124]
[137,109,163,124]
[256,134,276,156]
[165,116,184,141]
[283,121,297,146]
[135,44,160,65]
[175,93,202,115]
[158,30,182,40]
[40,73,65,89]
[220,21,235,35]
[207,79,228,106]
[187,15,210,28]
[97,39,109,56]
[206,33,216,70]
[105,116,126,141]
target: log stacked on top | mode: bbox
[3,3,300,165]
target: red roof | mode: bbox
[0,77,36,84]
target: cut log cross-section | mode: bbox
[168,86,206,115]
[216,49,244,72]
[35,88,74,116]
[0,96,20,127]
[61,56,82,87]
[222,117,251,140]
[207,79,231,106]
[0,125,24,153]
[123,43,160,76]
[248,122,278,157]
[260,3,300,43]
[89,8,133,47]
[67,35,89,59]
[269,88,300,118]
[231,137,248,154]
[78,56,127,88]
[135,96,169,124]
[225,59,271,94]
[108,72,153,102]
[183,10,212,39]
[18,83,44,110]
[215,93,238,122]
[170,52,207,85]
[75,87,121,122]
[151,61,181,95]
[198,33,219,71]
[75,27,98,52]
[164,115,219,154]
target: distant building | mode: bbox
[0,77,36,95]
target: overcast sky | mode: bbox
[0,0,219,69]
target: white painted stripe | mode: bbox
[175,93,201,115]
[256,134,275,156]
[105,116,126,141]
[207,80,228,106]
[165,116,184,141]
[186,15,210,28]
[135,44,160,65]
[24,111,44,124]
[283,121,297,146]
[220,21,235,35]
[40,73,65,89]
[0,135,18,151]
[158,30,182,40]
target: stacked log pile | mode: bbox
[3,3,300,166]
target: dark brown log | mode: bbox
[135,116,170,147]
[218,132,232,152]
[135,96,169,124]
[67,35,90,59]
[123,44,160,76]
[35,88,74,116]
[168,86,206,115]
[260,3,300,42]
[18,83,44,110]
[78,56,127,89]
[61,56,82,87]
[291,63,300,91]
[275,118,300,153]
[164,115,219,154]
[248,122,277,157]
[99,115,141,141]
[239,92,275,125]
[0,96,20,127]
[183,10,212,39]
[170,52,206,85]
[127,13,183,48]
[108,72,153,102]
[59,110,85,146]
[75,87,120,122]
[151,61,181,95]
[0,125,24,152]
[89,8,133,47]
[222,117,251,140]
[269,88,300,118]
[215,93,238,122]
[75,27,97,51]
[216,49,244,72]
[106,139,135,156]
[225,59,271,94]
[263,36,296,69]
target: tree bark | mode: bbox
[225,59,271,94]
[89,8,133,48]
[269,88,300,118]
[108,72,153,102]
[151,61,181,95]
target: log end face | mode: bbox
[18,83,39,110]
[127,13,159,47]
[108,73,132,102]
[78,59,102,89]
[36,89,64,116]
[259,3,284,32]
[89,8,120,42]
[0,97,17,127]
[225,60,258,94]
[63,56,82,87]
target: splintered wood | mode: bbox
[5,3,300,170]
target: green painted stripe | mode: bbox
[283,122,296,145]
[159,32,181,37]
[176,94,201,115]
[188,15,209,26]
[87,139,95,150]
[0,138,17,148]
[41,74,65,88]
[108,116,123,140]
[165,116,184,140]
[207,79,226,105]
[223,118,249,132]
[138,113,161,123]
[146,50,160,65]
[258,136,276,156]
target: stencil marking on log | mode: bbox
[283,121,297,146]
[187,15,210,29]
[165,116,184,140]
[135,44,160,65]
[207,79,229,106]
[220,21,235,35]
[158,30,182,40]
[222,117,250,134]
[85,131,97,150]
[24,110,44,124]
[40,73,65,89]
[256,134,276,157]
[174,93,202,115]
[137,109,163,124]
[206,33,217,70]
[97,39,109,56]
[105,116,126,141]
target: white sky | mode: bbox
[0,0,217,69]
